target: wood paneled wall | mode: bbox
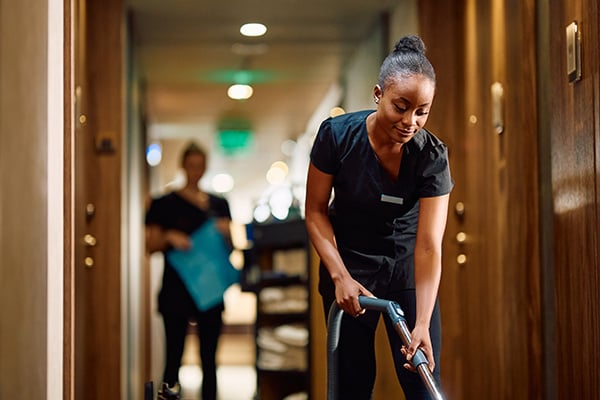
[0,2,52,399]
[420,0,543,398]
[547,0,600,398]
[420,0,600,398]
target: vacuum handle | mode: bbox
[393,320,445,400]
[359,296,445,400]
[358,295,394,311]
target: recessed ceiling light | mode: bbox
[227,84,253,100]
[240,23,267,37]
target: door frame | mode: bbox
[63,0,75,398]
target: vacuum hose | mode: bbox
[326,296,445,400]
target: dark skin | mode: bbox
[305,73,449,373]
[145,152,231,254]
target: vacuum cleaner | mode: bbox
[327,295,445,400]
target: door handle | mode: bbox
[455,232,467,266]
[84,257,94,268]
[83,234,97,247]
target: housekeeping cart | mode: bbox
[327,296,445,400]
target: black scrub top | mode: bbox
[310,110,453,298]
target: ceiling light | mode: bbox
[240,23,267,37]
[227,84,253,100]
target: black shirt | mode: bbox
[145,191,231,316]
[310,110,453,294]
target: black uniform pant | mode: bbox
[322,289,441,400]
[161,305,223,400]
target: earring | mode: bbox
[374,97,379,104]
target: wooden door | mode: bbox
[546,0,600,397]
[73,0,124,398]
[419,1,543,399]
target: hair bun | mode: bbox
[394,34,426,54]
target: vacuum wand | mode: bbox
[326,296,445,400]
[358,296,445,400]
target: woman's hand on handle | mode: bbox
[334,275,374,317]
[401,324,435,372]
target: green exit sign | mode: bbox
[218,129,253,155]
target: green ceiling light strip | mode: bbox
[200,69,281,84]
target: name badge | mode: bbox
[381,194,403,205]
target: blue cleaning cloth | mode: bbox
[166,219,240,311]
